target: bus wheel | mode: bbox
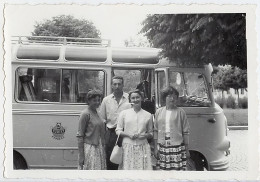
[188,152,205,171]
[13,151,27,170]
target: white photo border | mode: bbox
[1,3,259,181]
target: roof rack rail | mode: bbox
[11,36,111,47]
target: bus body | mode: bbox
[12,36,230,170]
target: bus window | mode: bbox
[17,67,60,102]
[169,70,211,107]
[61,69,105,103]
[169,71,186,97]
[113,69,155,114]
[17,67,105,103]
[157,71,166,107]
[113,69,141,93]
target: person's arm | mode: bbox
[182,110,190,158]
[76,112,89,169]
[138,114,153,140]
[99,98,107,123]
[116,111,136,139]
[153,111,159,158]
[147,114,154,139]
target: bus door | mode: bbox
[112,68,155,114]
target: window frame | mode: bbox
[15,66,106,105]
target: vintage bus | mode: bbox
[12,36,230,170]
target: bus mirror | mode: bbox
[198,74,203,79]
[204,64,213,84]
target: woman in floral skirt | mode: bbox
[77,90,106,170]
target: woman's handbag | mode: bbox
[110,133,123,164]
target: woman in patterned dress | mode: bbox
[154,86,190,170]
[77,90,106,170]
[116,89,153,170]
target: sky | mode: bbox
[5,5,149,46]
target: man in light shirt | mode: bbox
[100,76,131,170]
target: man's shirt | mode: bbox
[99,92,131,129]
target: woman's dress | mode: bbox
[116,108,153,170]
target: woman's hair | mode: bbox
[161,86,179,101]
[128,89,143,102]
[85,90,102,104]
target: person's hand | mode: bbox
[186,150,190,159]
[154,149,159,160]
[138,133,148,140]
[78,149,84,169]
[133,133,139,139]
[78,164,83,170]
[129,133,139,140]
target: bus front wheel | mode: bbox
[188,152,206,171]
[13,151,28,170]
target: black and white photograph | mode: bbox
[1,3,259,181]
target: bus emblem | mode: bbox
[51,123,66,140]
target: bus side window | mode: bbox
[62,69,105,103]
[18,75,36,101]
[17,68,61,102]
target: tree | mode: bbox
[31,15,101,40]
[141,14,246,69]
[212,65,230,99]
[222,66,247,100]
[213,65,247,101]
[124,35,151,47]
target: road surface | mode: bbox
[227,130,248,171]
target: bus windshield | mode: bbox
[169,70,211,107]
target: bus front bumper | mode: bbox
[209,156,229,171]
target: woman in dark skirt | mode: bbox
[154,86,190,170]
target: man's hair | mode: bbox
[112,75,124,85]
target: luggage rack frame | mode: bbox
[11,36,111,47]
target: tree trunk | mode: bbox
[237,89,240,108]
[222,90,225,108]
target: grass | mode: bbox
[223,108,248,126]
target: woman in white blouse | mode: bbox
[116,89,153,170]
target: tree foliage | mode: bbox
[31,15,101,39]
[213,65,231,92]
[141,14,246,69]
[213,65,247,99]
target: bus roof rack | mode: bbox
[11,36,111,47]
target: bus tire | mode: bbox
[13,151,28,170]
[188,151,206,171]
